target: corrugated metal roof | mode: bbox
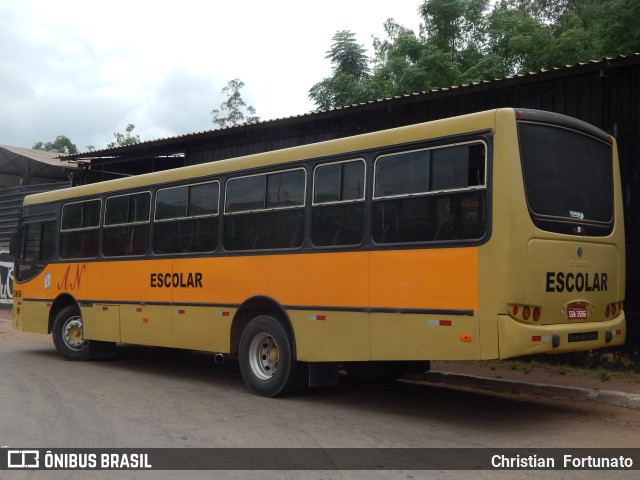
[62,52,640,161]
[0,145,75,166]
[0,145,77,187]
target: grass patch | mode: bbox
[481,356,640,385]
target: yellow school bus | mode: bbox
[11,108,626,396]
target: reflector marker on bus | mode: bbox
[215,311,230,317]
[132,307,143,313]
[427,320,452,326]
[174,309,186,315]
[307,315,326,321]
[532,335,551,343]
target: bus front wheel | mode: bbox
[52,305,90,360]
[239,315,307,397]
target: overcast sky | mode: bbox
[0,0,423,151]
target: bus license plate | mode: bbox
[567,305,587,320]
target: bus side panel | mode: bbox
[368,248,479,311]
[174,253,371,359]
[370,312,479,360]
[266,252,369,308]
[82,304,120,342]
[86,260,175,347]
[173,256,269,352]
[172,305,235,353]
[289,310,370,362]
[267,252,370,361]
[369,248,480,360]
[87,259,174,304]
[120,304,172,347]
[170,251,367,310]
[14,300,49,334]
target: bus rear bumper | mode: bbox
[497,313,626,359]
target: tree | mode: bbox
[419,0,488,61]
[211,79,260,128]
[308,0,640,112]
[308,31,382,110]
[371,19,431,95]
[107,124,140,149]
[33,135,78,155]
[484,1,553,76]
[590,0,640,57]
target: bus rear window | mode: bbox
[518,122,614,236]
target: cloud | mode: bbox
[0,0,423,150]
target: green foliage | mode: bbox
[309,31,383,110]
[33,135,78,155]
[591,0,640,57]
[211,79,260,129]
[326,30,370,78]
[309,0,640,110]
[107,124,140,149]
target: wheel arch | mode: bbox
[230,295,297,358]
[48,293,79,334]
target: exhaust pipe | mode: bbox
[214,353,225,365]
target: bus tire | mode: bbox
[52,305,91,361]
[239,315,307,397]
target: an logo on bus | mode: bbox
[569,210,585,220]
[57,264,87,291]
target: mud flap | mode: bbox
[87,340,117,359]
[308,362,339,387]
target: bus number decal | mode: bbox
[150,272,203,288]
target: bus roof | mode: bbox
[24,109,506,206]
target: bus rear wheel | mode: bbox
[239,315,307,397]
[52,305,90,360]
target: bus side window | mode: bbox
[60,199,101,259]
[224,169,306,251]
[311,159,365,247]
[153,181,219,254]
[103,192,150,257]
[373,142,486,244]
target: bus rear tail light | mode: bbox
[605,301,623,318]
[508,304,542,322]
